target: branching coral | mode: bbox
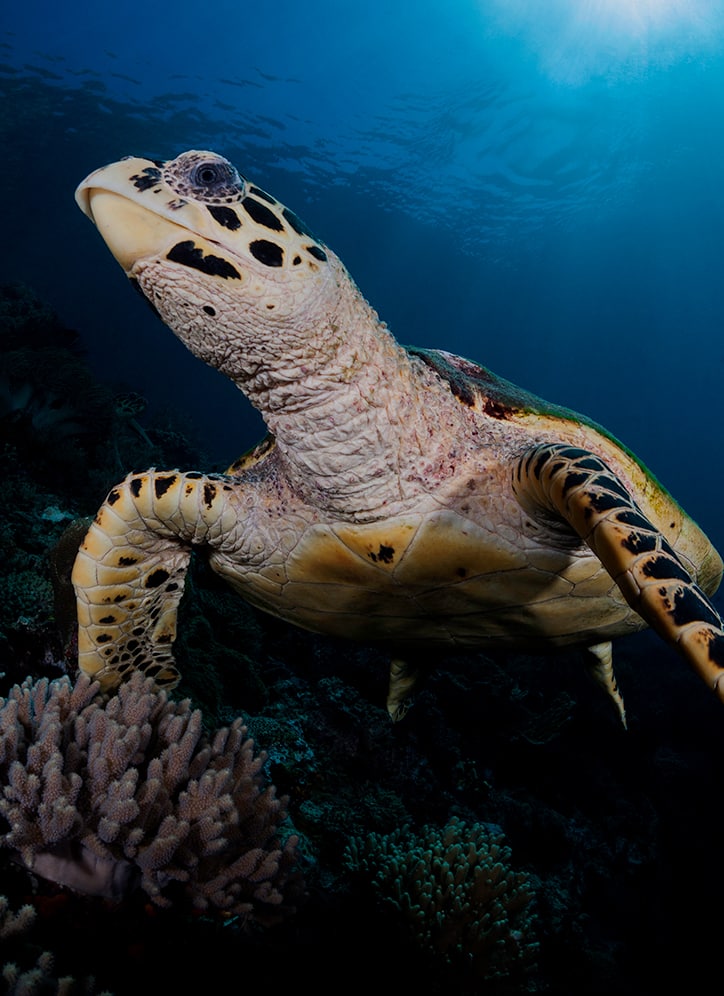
[1,893,112,995]
[344,816,538,987]
[0,673,300,924]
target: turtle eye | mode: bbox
[192,162,223,187]
[164,151,246,202]
[188,158,243,197]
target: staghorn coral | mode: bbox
[344,816,538,988]
[0,673,300,924]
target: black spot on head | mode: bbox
[186,472,203,479]
[249,185,277,204]
[118,555,139,566]
[107,489,120,506]
[282,206,317,239]
[96,633,113,644]
[306,244,327,262]
[167,241,241,280]
[130,167,162,192]
[250,240,284,267]
[99,615,116,624]
[145,568,170,589]
[130,478,143,498]
[207,205,242,230]
[203,305,216,316]
[242,197,284,231]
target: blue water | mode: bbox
[6,6,724,991]
[3,0,724,555]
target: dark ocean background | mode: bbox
[3,2,724,994]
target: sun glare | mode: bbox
[485,0,724,83]
[581,0,719,39]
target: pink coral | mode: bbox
[0,673,300,924]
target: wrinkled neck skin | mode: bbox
[136,253,467,520]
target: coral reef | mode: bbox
[344,816,538,989]
[0,673,301,924]
[1,893,112,995]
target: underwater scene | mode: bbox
[2,1,724,992]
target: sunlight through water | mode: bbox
[485,0,724,83]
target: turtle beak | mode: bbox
[75,156,158,221]
[75,159,181,276]
[74,181,94,222]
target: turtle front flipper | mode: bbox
[72,469,236,691]
[513,443,724,703]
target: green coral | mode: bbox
[0,565,53,627]
[344,816,538,988]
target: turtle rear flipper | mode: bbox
[514,443,724,703]
[72,469,235,690]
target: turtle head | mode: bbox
[75,151,342,387]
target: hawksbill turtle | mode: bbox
[72,149,724,722]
